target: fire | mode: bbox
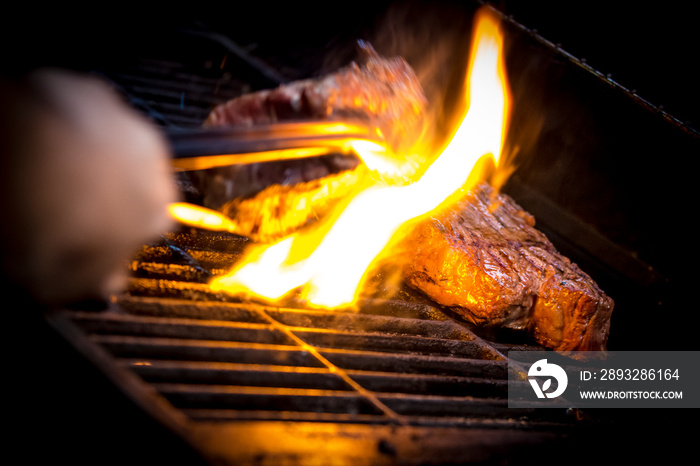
[168,202,240,233]
[175,8,511,309]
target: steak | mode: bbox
[402,183,614,352]
[189,41,428,240]
[202,40,427,155]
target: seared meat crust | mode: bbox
[203,41,427,155]
[402,183,614,352]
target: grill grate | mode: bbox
[46,226,592,464]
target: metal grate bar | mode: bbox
[288,329,490,357]
[92,334,324,368]
[319,347,507,378]
[127,360,348,390]
[154,383,380,415]
[71,311,293,345]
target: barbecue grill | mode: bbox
[8,1,699,464]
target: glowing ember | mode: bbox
[173,8,511,309]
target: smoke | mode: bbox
[363,1,533,192]
[366,1,475,142]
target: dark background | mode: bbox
[496,0,699,127]
[4,1,698,126]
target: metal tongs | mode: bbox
[167,119,384,171]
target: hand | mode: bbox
[0,68,177,306]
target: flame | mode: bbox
[181,8,511,309]
[168,202,240,233]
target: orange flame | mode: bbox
[168,202,240,233]
[185,8,511,309]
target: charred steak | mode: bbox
[203,40,427,153]
[402,183,614,352]
[190,41,428,242]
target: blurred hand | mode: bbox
[0,68,176,306]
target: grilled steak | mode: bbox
[189,41,428,241]
[402,183,614,352]
[202,40,427,155]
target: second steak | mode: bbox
[402,183,614,352]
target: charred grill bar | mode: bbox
[12,1,699,464]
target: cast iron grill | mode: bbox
[51,225,555,421]
[46,224,588,464]
[53,273,558,426]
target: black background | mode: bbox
[495,0,699,127]
[5,1,698,126]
